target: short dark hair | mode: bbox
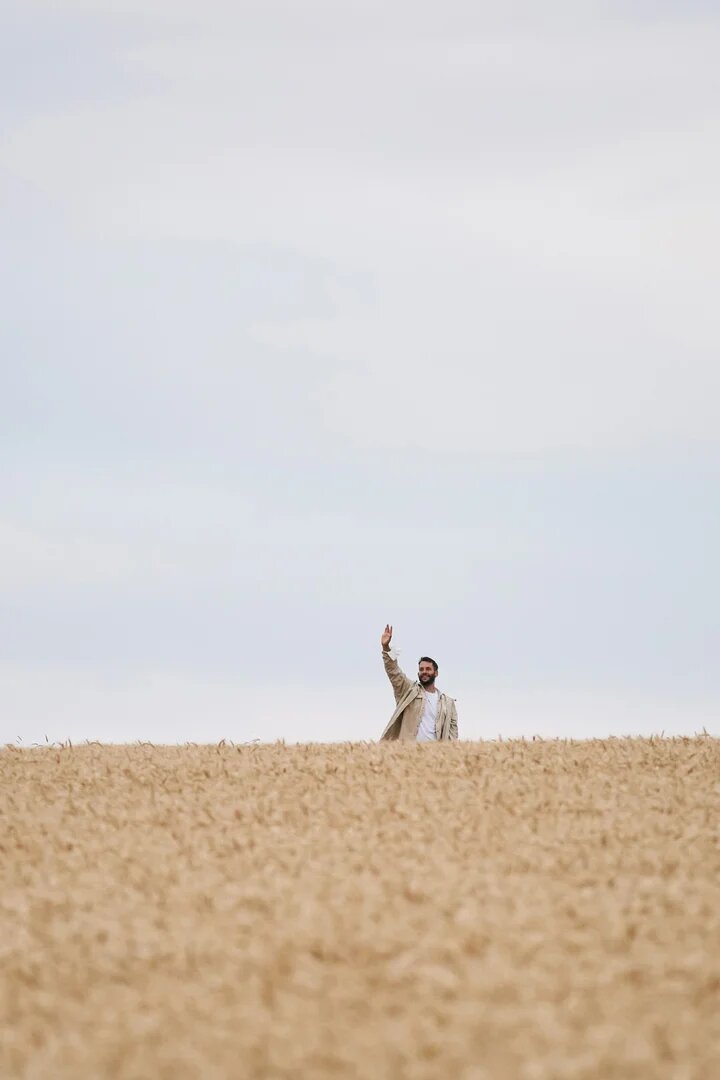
[418,656,438,672]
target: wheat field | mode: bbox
[1,738,719,1079]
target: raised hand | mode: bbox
[381,624,393,649]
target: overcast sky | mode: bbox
[2,1,719,744]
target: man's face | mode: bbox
[418,661,437,687]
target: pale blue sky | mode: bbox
[2,1,719,743]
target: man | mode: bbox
[379,624,459,742]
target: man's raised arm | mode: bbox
[380,624,414,704]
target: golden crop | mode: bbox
[2,738,719,1079]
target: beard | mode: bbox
[419,674,436,687]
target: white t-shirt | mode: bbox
[417,688,440,741]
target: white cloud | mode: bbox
[0,521,149,588]
[4,4,718,456]
[3,1,720,742]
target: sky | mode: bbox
[2,0,719,744]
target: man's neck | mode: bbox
[422,683,437,693]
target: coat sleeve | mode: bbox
[449,699,459,741]
[382,650,415,704]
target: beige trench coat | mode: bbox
[379,650,459,742]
